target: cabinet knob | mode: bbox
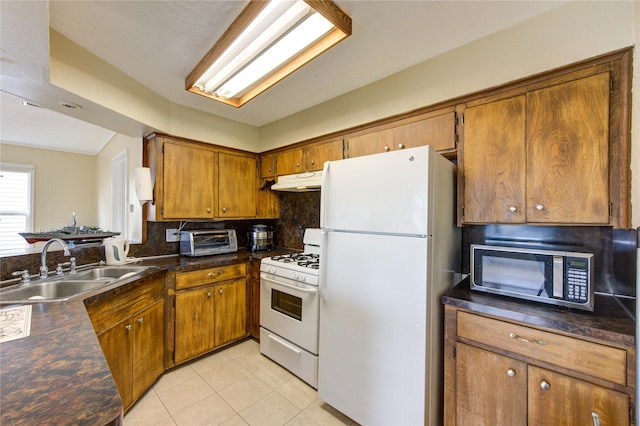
[138,317,144,324]
[208,272,214,277]
[310,160,315,165]
[384,146,390,152]
[207,291,212,297]
[509,206,518,212]
[398,143,405,149]
[222,207,227,213]
[539,380,550,390]
[206,207,211,213]
[125,324,132,331]
[219,288,223,295]
[506,368,516,377]
[268,168,272,172]
[535,204,545,211]
[296,162,300,167]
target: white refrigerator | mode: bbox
[318,145,460,425]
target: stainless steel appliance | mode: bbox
[471,244,594,311]
[318,146,460,425]
[247,224,274,251]
[260,229,321,388]
[179,229,238,257]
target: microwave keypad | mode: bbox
[566,258,589,302]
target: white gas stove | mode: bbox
[260,228,322,388]
[260,229,321,284]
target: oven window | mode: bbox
[271,289,302,321]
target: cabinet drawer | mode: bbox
[457,311,627,386]
[175,263,247,290]
[86,277,164,333]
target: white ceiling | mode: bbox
[1,0,566,155]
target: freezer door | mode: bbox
[318,231,436,425]
[321,146,434,235]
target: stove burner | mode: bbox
[270,253,320,269]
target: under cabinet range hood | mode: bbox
[271,171,323,192]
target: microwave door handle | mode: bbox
[261,276,318,294]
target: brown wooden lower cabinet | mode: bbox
[444,305,634,425]
[172,263,249,365]
[86,277,165,410]
[248,258,261,339]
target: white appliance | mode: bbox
[271,171,323,192]
[318,145,460,425]
[260,229,322,387]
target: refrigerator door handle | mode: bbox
[319,229,328,300]
[320,161,330,229]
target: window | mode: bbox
[0,163,34,252]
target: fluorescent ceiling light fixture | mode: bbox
[186,0,351,108]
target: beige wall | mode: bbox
[0,143,97,232]
[259,1,639,227]
[95,134,144,243]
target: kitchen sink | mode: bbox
[0,280,109,303]
[0,265,153,304]
[66,265,151,282]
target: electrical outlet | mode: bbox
[165,228,179,242]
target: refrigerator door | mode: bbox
[321,146,434,236]
[318,231,433,425]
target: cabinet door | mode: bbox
[214,278,247,347]
[97,320,134,408]
[132,300,164,401]
[526,73,610,224]
[218,152,256,218]
[303,139,343,171]
[456,343,527,425]
[175,286,215,363]
[345,128,394,158]
[260,154,276,178]
[528,365,629,426]
[395,112,456,151]
[462,96,526,223]
[248,260,261,339]
[276,149,303,175]
[163,142,215,219]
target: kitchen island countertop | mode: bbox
[0,248,292,425]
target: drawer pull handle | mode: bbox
[591,412,601,426]
[509,332,546,345]
[540,380,550,390]
[506,368,516,377]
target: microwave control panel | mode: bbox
[565,257,589,302]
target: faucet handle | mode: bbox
[56,262,71,276]
[69,257,77,275]
[12,270,31,286]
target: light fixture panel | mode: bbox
[186,0,351,108]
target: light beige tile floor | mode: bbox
[124,339,356,426]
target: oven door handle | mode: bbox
[262,276,318,294]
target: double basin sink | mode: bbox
[0,265,153,304]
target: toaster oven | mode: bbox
[180,229,238,257]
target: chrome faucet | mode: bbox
[40,238,71,279]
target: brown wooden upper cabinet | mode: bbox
[275,148,303,176]
[218,152,257,218]
[260,154,276,179]
[461,71,611,225]
[145,135,259,221]
[274,138,344,176]
[303,138,344,171]
[345,109,456,158]
[161,140,216,220]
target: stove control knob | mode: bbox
[269,267,276,274]
[293,273,299,280]
[299,275,306,282]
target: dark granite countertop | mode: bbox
[443,277,635,348]
[0,248,292,425]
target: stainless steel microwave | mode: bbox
[471,244,594,311]
[180,229,238,257]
